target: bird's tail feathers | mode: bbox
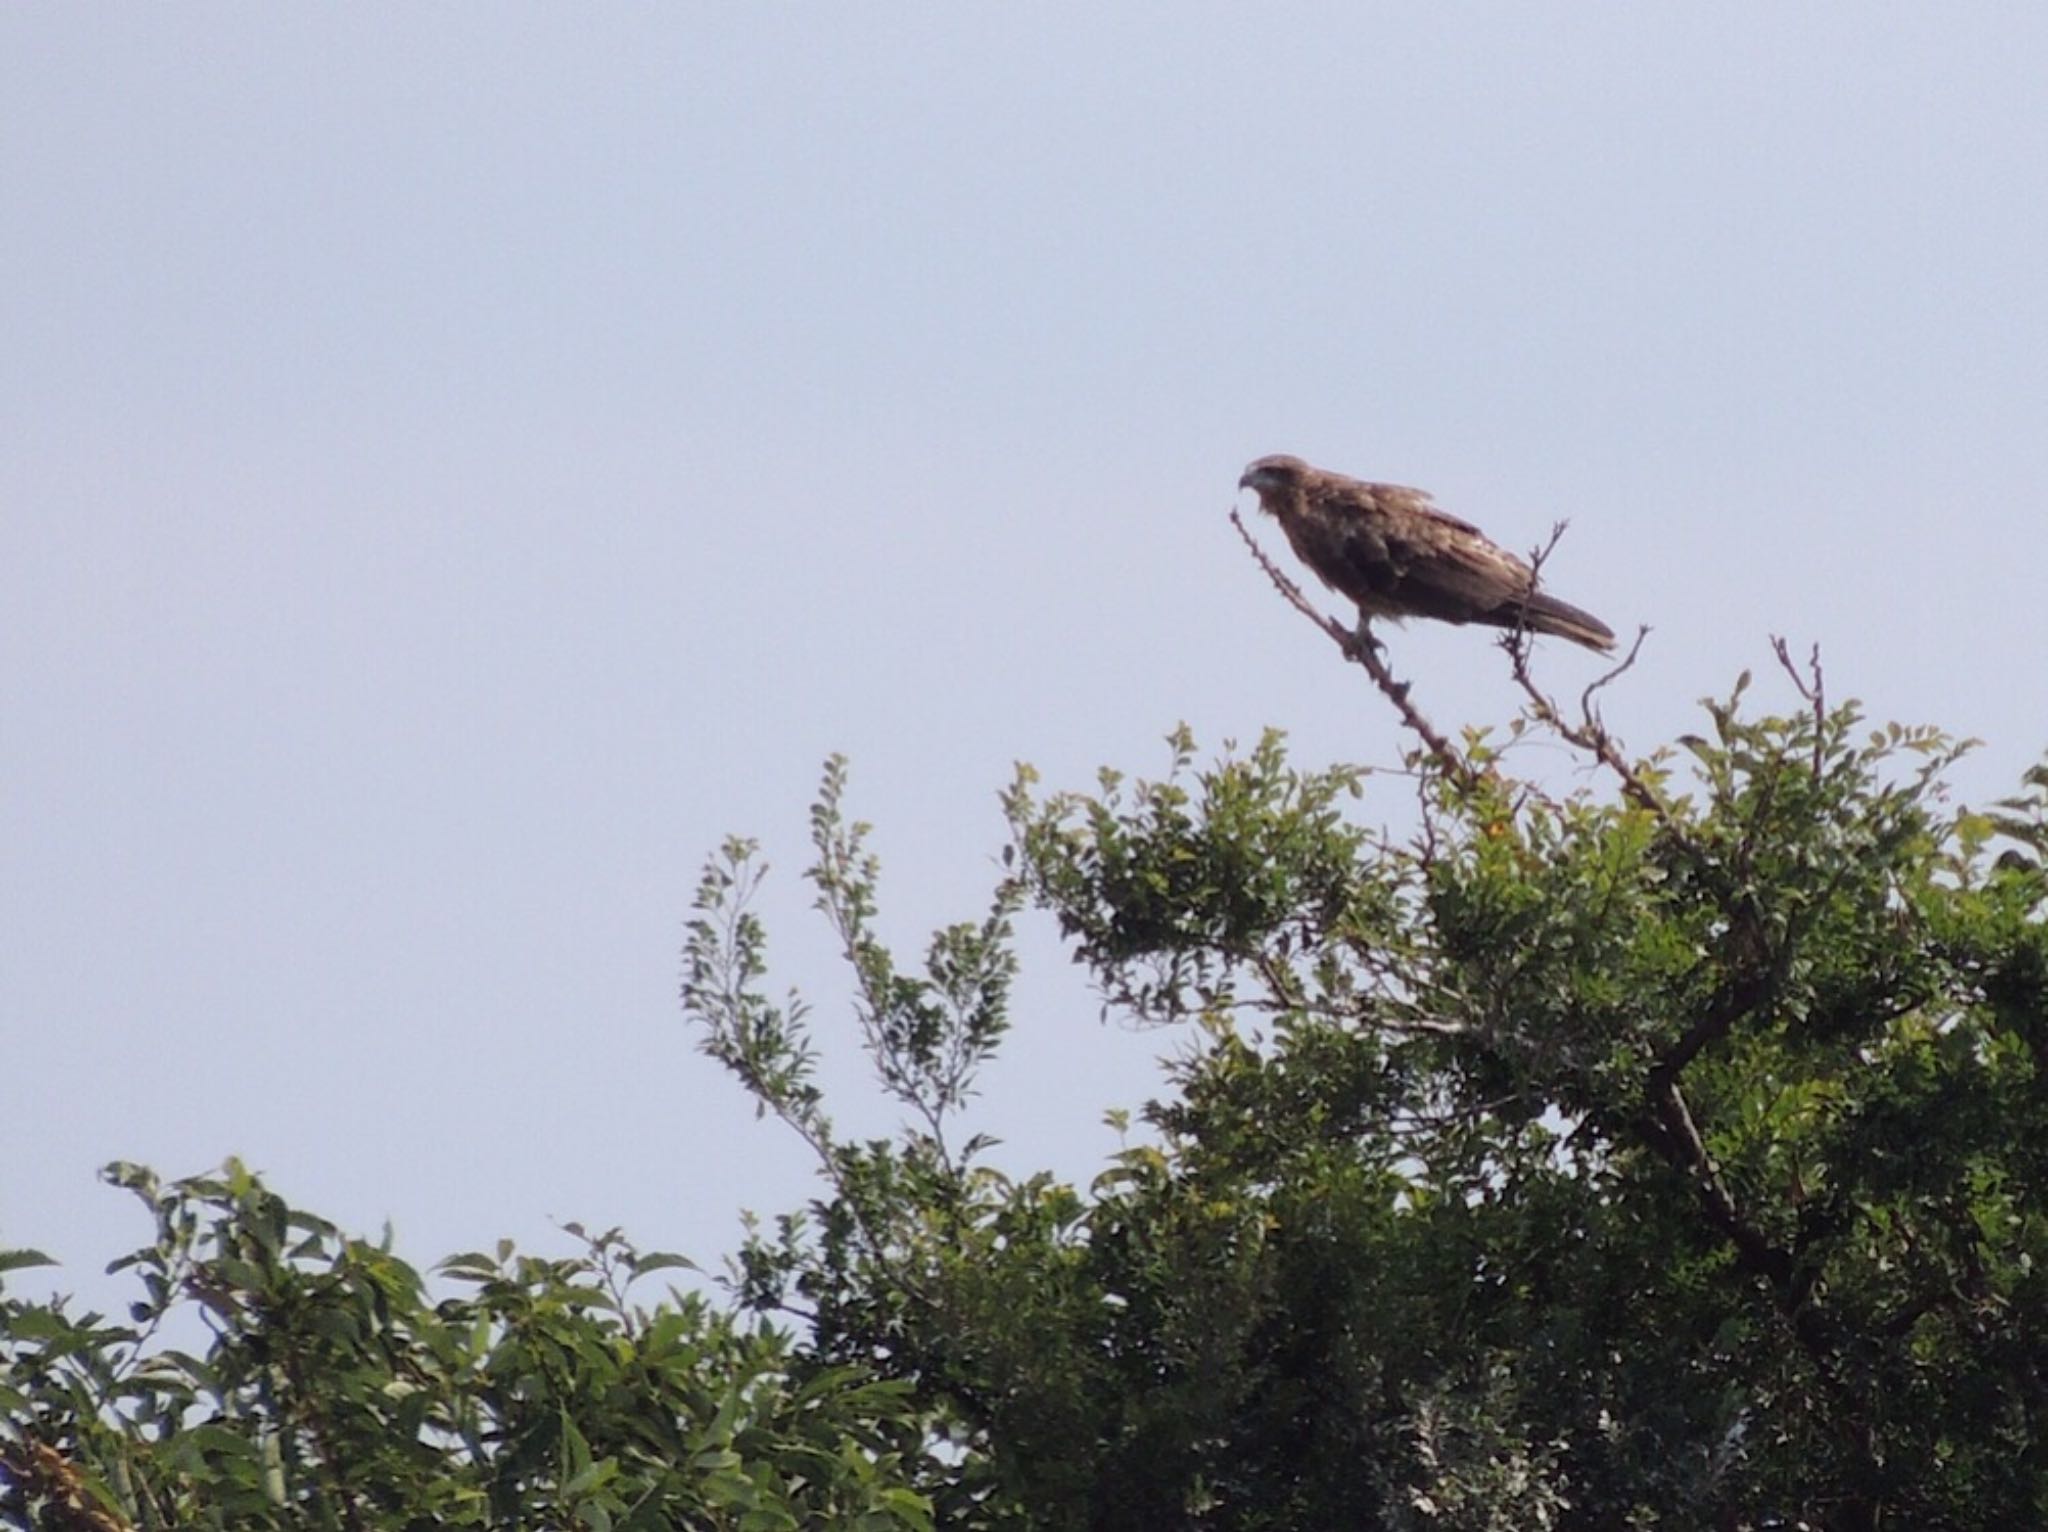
[1521,592,1616,653]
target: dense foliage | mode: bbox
[9,650,2048,1529]
[1,1165,934,1530]
[678,655,2048,1530]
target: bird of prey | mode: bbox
[1239,454,1615,652]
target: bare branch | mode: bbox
[1770,635,1828,778]
[1493,525,1669,823]
[1580,626,1653,730]
[1503,623,1669,826]
[1529,520,1571,578]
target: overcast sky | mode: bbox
[7,8,2047,1309]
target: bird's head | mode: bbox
[1239,454,1311,513]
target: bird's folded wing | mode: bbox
[1363,483,1485,538]
[1372,507,1535,608]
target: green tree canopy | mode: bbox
[681,632,2048,1530]
[10,631,2048,1530]
[2,1164,935,1530]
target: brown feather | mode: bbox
[1238,454,1615,653]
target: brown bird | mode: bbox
[1239,454,1615,653]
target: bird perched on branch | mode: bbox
[1239,454,1615,653]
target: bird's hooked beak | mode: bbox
[1241,455,1308,512]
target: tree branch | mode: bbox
[1628,1070,1878,1488]
[1640,1076,1790,1286]
[1498,533,1667,827]
[1770,635,1827,779]
[0,1439,133,1532]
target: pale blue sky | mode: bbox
[6,9,2046,1306]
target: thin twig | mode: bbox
[1497,528,1670,823]
[1770,636,1827,779]
[1504,624,1667,824]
